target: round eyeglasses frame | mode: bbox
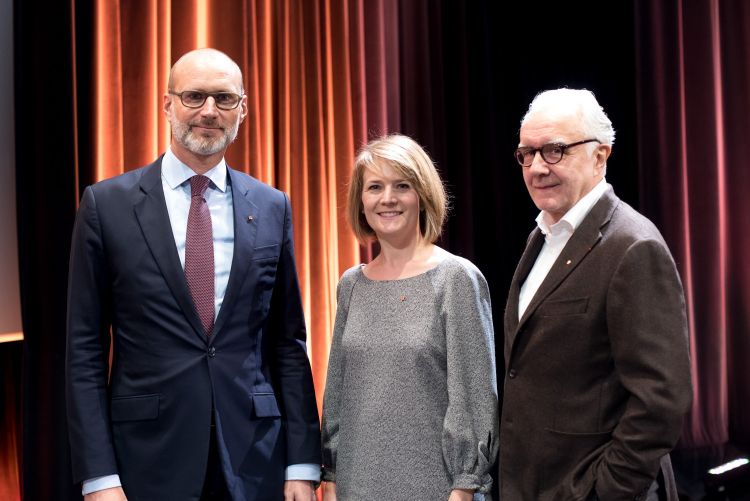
[514,139,600,167]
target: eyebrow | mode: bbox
[518,138,568,147]
[182,88,238,94]
[365,177,410,183]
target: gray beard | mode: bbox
[171,118,240,156]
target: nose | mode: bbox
[200,96,219,117]
[528,151,550,173]
[380,186,397,204]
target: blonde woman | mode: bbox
[321,134,498,500]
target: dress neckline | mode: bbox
[358,256,448,283]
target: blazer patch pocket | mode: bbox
[252,393,281,418]
[251,244,280,261]
[537,297,589,316]
[111,394,160,422]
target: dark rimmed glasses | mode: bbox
[169,90,243,110]
[514,139,600,167]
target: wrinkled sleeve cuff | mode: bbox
[452,472,493,494]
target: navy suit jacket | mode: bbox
[66,157,320,500]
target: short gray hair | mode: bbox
[521,88,616,146]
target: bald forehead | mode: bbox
[169,49,244,93]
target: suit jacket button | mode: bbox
[208,346,216,357]
[508,368,517,379]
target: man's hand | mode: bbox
[284,480,316,501]
[322,481,337,501]
[84,486,127,501]
[448,488,474,501]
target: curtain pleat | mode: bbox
[719,0,750,448]
[0,348,21,501]
[94,0,125,179]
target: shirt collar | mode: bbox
[162,147,228,192]
[536,178,609,236]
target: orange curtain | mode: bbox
[85,0,400,411]
[0,351,20,501]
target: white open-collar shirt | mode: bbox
[518,178,609,319]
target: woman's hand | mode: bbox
[322,481,337,501]
[447,488,474,501]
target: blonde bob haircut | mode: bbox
[347,134,448,244]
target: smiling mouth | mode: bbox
[377,211,402,217]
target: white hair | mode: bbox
[521,88,616,146]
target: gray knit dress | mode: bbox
[321,254,499,500]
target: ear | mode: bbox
[163,92,174,119]
[238,95,249,124]
[593,144,612,175]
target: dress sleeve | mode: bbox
[320,268,358,482]
[440,261,499,494]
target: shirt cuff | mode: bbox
[82,474,122,495]
[285,463,321,482]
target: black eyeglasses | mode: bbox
[514,139,600,167]
[169,90,243,110]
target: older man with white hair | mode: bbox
[499,88,692,500]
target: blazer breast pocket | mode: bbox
[251,243,280,262]
[537,297,589,316]
[111,394,160,422]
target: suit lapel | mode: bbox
[133,159,207,342]
[513,189,620,343]
[506,228,545,340]
[212,168,259,337]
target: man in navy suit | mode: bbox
[66,48,320,501]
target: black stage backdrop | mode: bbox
[14,0,80,499]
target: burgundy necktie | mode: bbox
[185,175,214,335]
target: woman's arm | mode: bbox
[320,268,359,483]
[440,259,499,495]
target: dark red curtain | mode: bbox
[636,0,750,448]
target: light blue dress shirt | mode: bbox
[161,148,234,318]
[82,149,319,495]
